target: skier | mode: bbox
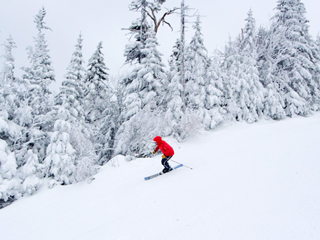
[153,136,174,173]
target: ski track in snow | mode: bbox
[1,114,320,240]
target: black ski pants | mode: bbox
[161,156,172,170]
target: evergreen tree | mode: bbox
[125,0,149,64]
[96,75,123,165]
[168,39,182,74]
[263,61,287,119]
[84,42,109,125]
[116,28,166,157]
[0,35,17,121]
[269,0,320,115]
[98,99,119,165]
[0,139,21,202]
[57,34,86,123]
[56,35,97,173]
[237,9,264,123]
[22,7,55,117]
[204,52,225,129]
[220,11,266,123]
[220,37,243,120]
[44,107,76,187]
[316,34,320,50]
[1,35,16,87]
[21,150,42,195]
[165,39,185,138]
[257,27,286,120]
[139,29,166,107]
[123,18,148,64]
[184,16,211,126]
[0,36,31,134]
[121,28,165,119]
[18,7,55,165]
[83,42,111,164]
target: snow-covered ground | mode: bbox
[1,114,320,240]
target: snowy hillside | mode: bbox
[1,114,320,240]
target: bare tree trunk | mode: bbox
[180,0,186,112]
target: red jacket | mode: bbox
[153,136,174,156]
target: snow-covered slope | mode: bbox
[1,114,320,240]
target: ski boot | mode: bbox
[162,167,173,173]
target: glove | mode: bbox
[153,151,156,154]
[162,155,166,159]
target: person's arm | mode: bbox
[153,145,159,154]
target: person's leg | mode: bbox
[161,156,172,172]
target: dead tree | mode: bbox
[145,6,179,34]
[129,0,179,35]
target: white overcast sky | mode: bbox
[1,0,320,92]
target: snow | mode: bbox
[1,114,320,239]
[0,117,9,134]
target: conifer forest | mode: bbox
[1,0,320,204]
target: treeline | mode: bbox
[1,0,320,202]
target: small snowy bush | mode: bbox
[175,110,202,142]
[74,156,98,183]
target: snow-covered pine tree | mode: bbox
[204,52,225,129]
[220,10,265,124]
[116,27,166,157]
[168,39,182,75]
[0,35,18,122]
[1,35,16,87]
[84,41,109,125]
[0,36,31,136]
[120,4,151,122]
[21,150,42,195]
[257,27,286,120]
[316,34,320,50]
[98,99,118,165]
[268,0,320,115]
[98,75,127,164]
[237,9,265,123]
[164,39,185,138]
[166,0,206,140]
[83,41,111,164]
[124,0,150,64]
[10,100,34,168]
[124,18,148,64]
[0,138,21,202]
[54,35,97,176]
[220,37,243,121]
[44,107,76,187]
[57,34,86,123]
[22,7,55,117]
[263,61,288,120]
[139,29,166,108]
[0,37,30,166]
[184,16,210,126]
[19,7,55,165]
[0,36,18,148]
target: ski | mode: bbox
[144,164,183,181]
